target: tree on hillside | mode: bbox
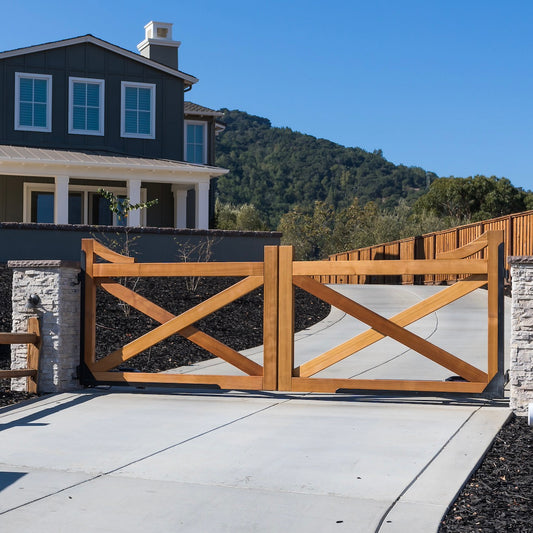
[413,176,532,221]
[215,109,435,228]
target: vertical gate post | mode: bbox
[486,230,505,396]
[81,239,97,373]
[278,246,294,391]
[263,246,279,391]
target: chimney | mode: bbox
[137,21,181,69]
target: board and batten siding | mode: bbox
[0,42,185,160]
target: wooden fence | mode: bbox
[325,209,533,284]
[82,232,503,395]
[0,317,41,393]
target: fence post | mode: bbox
[9,260,81,393]
[278,246,294,391]
[263,246,279,391]
[508,256,533,414]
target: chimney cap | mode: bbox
[137,21,181,59]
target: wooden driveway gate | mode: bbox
[81,231,504,395]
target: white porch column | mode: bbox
[172,186,188,228]
[195,181,210,230]
[54,176,69,224]
[127,178,142,227]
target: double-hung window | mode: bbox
[121,81,155,139]
[184,121,207,164]
[15,73,52,132]
[69,77,104,135]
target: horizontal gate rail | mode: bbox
[0,317,41,393]
[279,231,504,395]
[81,239,278,391]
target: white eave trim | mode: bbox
[0,155,228,182]
[0,35,198,86]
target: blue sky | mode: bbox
[2,0,532,191]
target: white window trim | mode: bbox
[14,72,52,132]
[68,77,105,136]
[120,81,156,139]
[184,120,208,164]
[23,183,148,225]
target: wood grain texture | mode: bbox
[0,333,38,345]
[293,259,487,276]
[293,275,488,383]
[277,246,294,391]
[296,276,488,377]
[436,233,488,259]
[487,230,504,380]
[0,369,37,378]
[93,262,264,278]
[291,377,488,393]
[262,246,279,390]
[91,240,136,263]
[26,317,41,393]
[82,239,97,366]
[91,371,263,390]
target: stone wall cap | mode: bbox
[508,256,533,265]
[7,260,80,269]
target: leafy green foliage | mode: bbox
[215,200,268,231]
[97,188,158,221]
[413,176,532,222]
[215,110,435,228]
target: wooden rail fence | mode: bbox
[0,317,41,393]
[325,209,533,284]
[82,232,504,395]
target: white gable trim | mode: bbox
[0,35,198,86]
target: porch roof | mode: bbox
[0,145,228,183]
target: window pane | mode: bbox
[19,78,33,102]
[19,102,33,126]
[31,191,54,223]
[73,82,86,106]
[33,103,47,128]
[68,192,83,224]
[125,110,137,133]
[195,145,204,163]
[33,79,47,103]
[124,87,137,110]
[138,111,150,135]
[138,88,151,111]
[86,84,99,107]
[86,107,99,131]
[195,125,204,144]
[91,195,113,226]
[73,106,85,130]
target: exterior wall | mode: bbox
[508,257,533,414]
[0,42,185,160]
[10,260,80,393]
[0,222,282,263]
[0,175,25,221]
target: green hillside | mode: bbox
[215,109,436,228]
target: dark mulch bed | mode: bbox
[440,415,533,533]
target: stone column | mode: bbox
[508,256,533,414]
[9,260,81,393]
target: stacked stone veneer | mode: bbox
[509,256,533,414]
[8,260,81,393]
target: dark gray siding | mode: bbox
[0,43,184,160]
[145,182,174,228]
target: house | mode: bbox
[0,21,227,230]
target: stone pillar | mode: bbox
[508,256,533,414]
[9,260,81,393]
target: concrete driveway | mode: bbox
[0,285,511,532]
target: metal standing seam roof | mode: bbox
[184,102,224,117]
[0,145,228,174]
